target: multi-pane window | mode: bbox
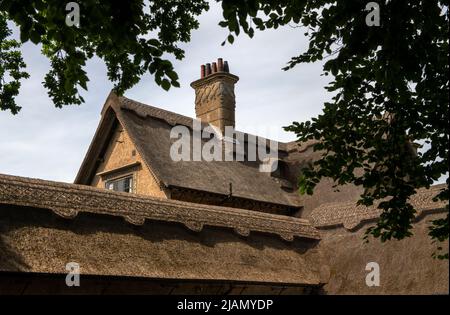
[106,176,133,193]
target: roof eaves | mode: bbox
[0,173,320,241]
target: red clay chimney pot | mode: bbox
[217,58,224,72]
[200,65,206,78]
[223,61,229,73]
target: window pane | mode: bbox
[124,177,132,192]
[106,176,133,193]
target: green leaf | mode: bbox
[161,79,171,91]
[167,70,178,81]
[19,29,29,43]
[29,30,40,44]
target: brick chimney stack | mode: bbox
[190,58,239,133]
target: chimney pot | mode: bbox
[217,58,224,72]
[212,62,217,74]
[223,61,229,73]
[205,63,211,76]
[200,65,206,78]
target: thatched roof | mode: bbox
[309,184,448,230]
[0,173,320,241]
[0,173,324,286]
[74,92,306,208]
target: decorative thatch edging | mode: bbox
[0,173,320,241]
[309,184,448,230]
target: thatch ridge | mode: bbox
[0,173,320,241]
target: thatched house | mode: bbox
[0,59,448,294]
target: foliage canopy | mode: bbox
[218,0,449,258]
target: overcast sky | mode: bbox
[0,2,332,183]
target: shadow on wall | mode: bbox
[0,206,31,272]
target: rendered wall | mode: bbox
[91,125,167,198]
